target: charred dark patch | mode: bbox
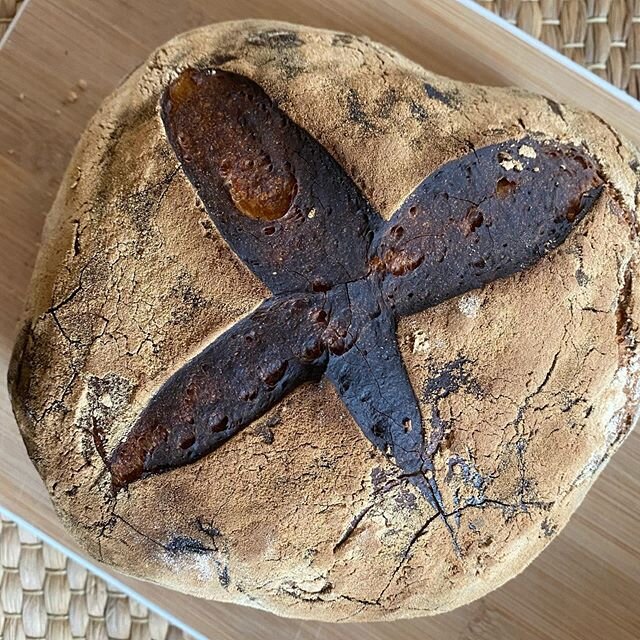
[632,160,640,202]
[424,82,460,108]
[377,137,604,316]
[446,456,486,490]
[409,101,428,122]
[166,536,212,555]
[169,273,209,325]
[346,88,375,132]
[253,414,280,444]
[218,566,230,588]
[246,29,303,48]
[371,467,388,487]
[545,97,565,121]
[423,357,483,403]
[199,218,215,238]
[423,356,483,456]
[540,518,558,537]
[395,490,417,510]
[575,268,590,287]
[116,167,177,234]
[206,53,239,67]
[445,455,489,518]
[376,88,399,119]
[167,527,230,588]
[159,68,376,293]
[107,69,604,508]
[195,518,221,545]
[331,33,355,46]
[109,294,328,488]
[616,266,634,348]
[277,55,305,80]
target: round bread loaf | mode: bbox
[8,20,640,622]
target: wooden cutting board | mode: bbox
[1,1,638,638]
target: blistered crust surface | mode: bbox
[8,20,640,621]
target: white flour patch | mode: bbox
[193,553,216,581]
[573,451,605,486]
[458,293,482,318]
[163,549,215,582]
[518,144,537,159]
[413,330,430,354]
[499,153,524,171]
[99,392,113,408]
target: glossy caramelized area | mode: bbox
[164,69,298,221]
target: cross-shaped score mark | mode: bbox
[108,68,604,512]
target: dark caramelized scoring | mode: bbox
[164,69,297,221]
[108,69,605,501]
[161,68,377,295]
[376,138,603,316]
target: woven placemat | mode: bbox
[0,1,22,40]
[0,517,192,640]
[475,0,640,99]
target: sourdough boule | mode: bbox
[8,20,640,622]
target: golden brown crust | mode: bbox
[8,20,640,621]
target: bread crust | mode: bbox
[8,20,640,621]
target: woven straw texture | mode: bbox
[475,0,640,98]
[0,517,191,640]
[0,1,21,39]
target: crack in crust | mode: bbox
[107,68,605,509]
